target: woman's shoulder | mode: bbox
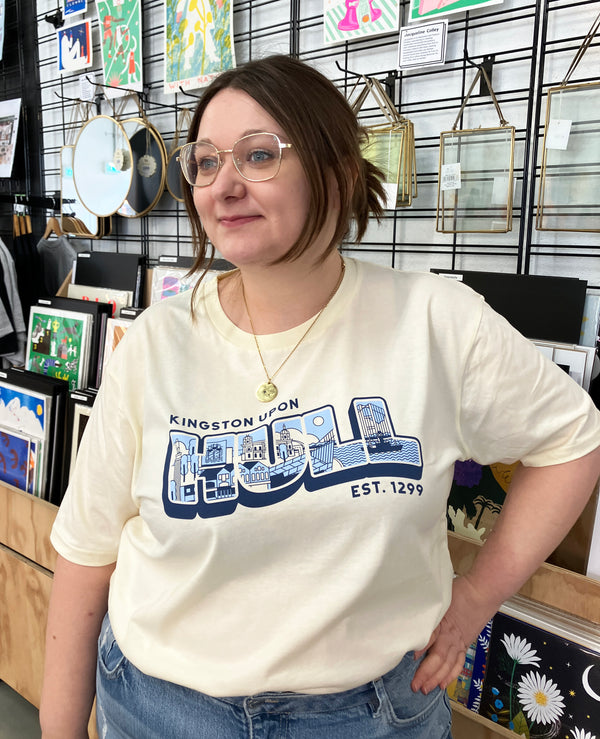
[353,258,485,307]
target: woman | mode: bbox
[41,55,600,739]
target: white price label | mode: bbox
[441,162,461,191]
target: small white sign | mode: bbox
[545,119,572,150]
[440,162,461,191]
[398,19,448,70]
[79,73,96,102]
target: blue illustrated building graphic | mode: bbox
[162,397,423,519]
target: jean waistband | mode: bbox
[218,652,415,715]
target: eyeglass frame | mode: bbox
[177,132,293,187]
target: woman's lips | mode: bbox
[218,215,260,227]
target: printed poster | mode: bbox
[164,0,236,94]
[480,611,600,739]
[97,0,143,97]
[409,0,503,23]
[62,0,87,18]
[26,308,90,391]
[0,382,49,439]
[0,429,31,492]
[0,97,21,178]
[57,20,93,73]
[324,0,399,45]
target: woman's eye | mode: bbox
[197,156,218,172]
[248,148,275,164]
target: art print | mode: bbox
[409,0,503,23]
[101,317,132,378]
[69,403,93,482]
[62,0,87,18]
[57,20,93,73]
[97,0,143,96]
[0,382,48,439]
[0,429,31,492]
[164,0,235,94]
[0,97,21,178]
[26,308,90,391]
[324,0,399,45]
[480,611,600,738]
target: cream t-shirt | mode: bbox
[52,258,600,696]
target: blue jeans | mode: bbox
[96,613,452,738]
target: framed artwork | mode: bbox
[57,20,93,73]
[408,0,503,23]
[0,429,32,492]
[532,340,596,392]
[26,307,92,391]
[97,0,143,96]
[101,317,133,381]
[0,97,21,178]
[68,403,93,482]
[324,0,399,45]
[164,0,235,94]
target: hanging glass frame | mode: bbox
[436,125,515,233]
[535,81,600,233]
[350,75,417,210]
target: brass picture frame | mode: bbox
[436,125,515,233]
[535,81,600,233]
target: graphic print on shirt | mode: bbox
[162,396,423,519]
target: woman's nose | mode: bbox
[210,153,246,198]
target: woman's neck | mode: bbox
[218,251,345,334]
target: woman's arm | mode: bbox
[411,444,600,694]
[40,555,115,739]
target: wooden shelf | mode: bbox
[0,484,57,709]
[0,484,57,571]
[2,486,599,739]
[448,531,600,624]
[451,701,520,738]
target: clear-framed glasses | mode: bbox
[177,132,293,187]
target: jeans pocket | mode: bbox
[375,678,451,736]
[97,612,129,680]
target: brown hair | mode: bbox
[184,54,385,286]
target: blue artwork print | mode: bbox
[63,0,86,17]
[57,21,92,73]
[162,396,423,520]
[0,384,47,438]
[0,430,30,491]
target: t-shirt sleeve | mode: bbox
[50,335,141,566]
[458,300,600,467]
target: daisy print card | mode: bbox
[479,610,600,738]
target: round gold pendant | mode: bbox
[257,381,278,403]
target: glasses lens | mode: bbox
[182,142,219,186]
[233,134,282,182]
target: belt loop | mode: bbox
[372,677,388,718]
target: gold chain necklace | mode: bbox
[242,260,346,403]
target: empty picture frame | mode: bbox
[536,81,600,233]
[436,125,515,233]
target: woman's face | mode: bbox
[192,88,315,270]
